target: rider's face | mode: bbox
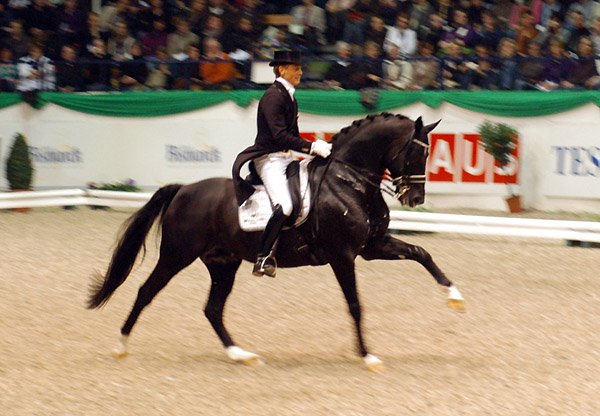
[280,64,302,87]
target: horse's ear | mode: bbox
[414,116,423,133]
[424,119,441,134]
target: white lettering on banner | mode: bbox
[165,145,222,163]
[428,133,519,184]
[29,146,83,164]
[552,146,600,177]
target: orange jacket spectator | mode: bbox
[199,37,239,86]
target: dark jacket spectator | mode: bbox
[84,38,112,91]
[56,45,84,92]
[141,18,169,57]
[323,40,360,89]
[562,36,600,90]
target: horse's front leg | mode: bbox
[361,234,465,311]
[329,258,384,372]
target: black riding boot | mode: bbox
[253,204,288,277]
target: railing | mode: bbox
[2,56,599,93]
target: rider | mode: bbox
[232,50,333,278]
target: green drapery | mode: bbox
[0,93,22,110]
[2,90,599,117]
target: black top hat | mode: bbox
[269,50,302,67]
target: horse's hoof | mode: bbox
[112,349,130,360]
[112,335,129,359]
[226,346,263,366]
[364,354,385,372]
[447,298,466,312]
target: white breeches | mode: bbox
[254,151,294,216]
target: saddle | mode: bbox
[238,159,311,232]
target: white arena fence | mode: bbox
[2,190,600,243]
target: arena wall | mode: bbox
[1,100,599,212]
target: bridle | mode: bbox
[386,135,430,199]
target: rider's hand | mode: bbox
[310,140,332,158]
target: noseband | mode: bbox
[387,136,430,199]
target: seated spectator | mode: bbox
[537,37,572,91]
[466,43,494,90]
[348,41,383,89]
[477,10,505,53]
[564,11,591,54]
[57,0,86,48]
[56,44,83,92]
[492,37,520,90]
[145,46,173,90]
[123,0,146,40]
[364,15,386,50]
[561,36,600,90]
[382,44,413,90]
[536,12,569,53]
[236,0,265,42]
[5,20,30,58]
[342,0,372,47]
[323,40,359,89]
[441,8,477,49]
[384,14,417,57]
[16,41,55,92]
[173,44,202,90]
[409,0,433,32]
[418,13,446,54]
[140,0,172,34]
[540,0,564,29]
[442,39,470,89]
[167,17,200,58]
[468,0,485,28]
[379,0,402,27]
[408,41,440,90]
[141,17,169,57]
[256,27,291,60]
[198,14,225,54]
[84,38,112,91]
[516,41,545,90]
[98,0,130,38]
[81,12,107,54]
[325,0,355,43]
[223,15,257,56]
[107,19,136,61]
[24,0,56,39]
[207,0,234,28]
[290,0,327,53]
[591,17,600,56]
[117,41,148,90]
[198,37,240,90]
[188,0,209,35]
[0,46,19,92]
[515,9,539,55]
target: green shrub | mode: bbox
[5,133,34,190]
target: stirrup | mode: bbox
[252,256,277,278]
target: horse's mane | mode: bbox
[330,112,410,146]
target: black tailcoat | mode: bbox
[232,80,313,205]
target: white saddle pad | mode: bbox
[239,159,311,232]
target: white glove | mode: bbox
[310,140,332,158]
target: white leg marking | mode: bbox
[446,285,466,312]
[112,334,129,359]
[364,354,385,372]
[226,346,263,366]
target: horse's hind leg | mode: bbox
[204,260,262,366]
[361,234,465,311]
[114,256,194,358]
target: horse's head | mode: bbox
[386,117,440,207]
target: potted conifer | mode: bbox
[4,133,34,211]
[477,121,521,213]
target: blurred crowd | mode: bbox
[1,0,599,93]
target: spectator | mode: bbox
[409,0,433,31]
[492,37,520,90]
[468,0,485,28]
[145,46,173,90]
[23,0,56,38]
[140,0,172,34]
[417,13,445,54]
[57,0,86,48]
[540,0,564,29]
[564,11,591,54]
[188,0,209,35]
[441,8,477,49]
[409,41,440,90]
[224,15,257,56]
[141,17,168,57]
[537,37,572,91]
[235,0,265,41]
[364,15,386,50]
[256,27,291,60]
[5,20,30,58]
[118,41,148,90]
[198,36,240,90]
[382,44,413,90]
[442,39,469,89]
[566,0,599,28]
[173,43,202,89]
[384,14,417,56]
[207,0,234,27]
[56,44,83,92]
[561,36,600,90]
[123,0,146,39]
[322,40,359,89]
[7,0,31,22]
[167,17,200,58]
[16,41,55,91]
[433,0,454,25]
[477,10,506,52]
[516,41,545,90]
[0,46,19,92]
[342,0,373,47]
[107,19,136,61]
[536,12,569,53]
[466,43,495,90]
[197,13,225,53]
[290,0,327,52]
[98,0,129,36]
[325,0,355,43]
[349,40,383,89]
[515,10,539,55]
[591,17,600,55]
[81,12,106,54]
[378,0,401,27]
[84,38,111,91]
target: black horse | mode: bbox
[88,112,465,371]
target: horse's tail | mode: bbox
[87,184,183,309]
